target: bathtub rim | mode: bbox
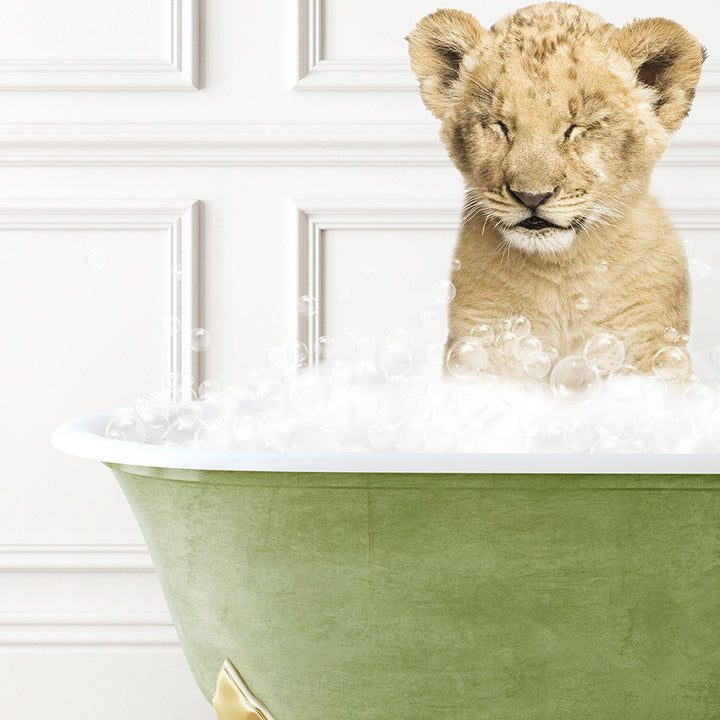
[51,408,720,474]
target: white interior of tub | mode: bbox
[52,408,720,474]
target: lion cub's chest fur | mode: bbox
[448,195,690,373]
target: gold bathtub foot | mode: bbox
[213,659,275,720]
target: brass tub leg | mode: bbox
[212,659,276,720]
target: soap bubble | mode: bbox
[515,335,543,361]
[509,315,531,338]
[418,310,441,331]
[650,411,696,453]
[393,419,426,451]
[329,360,353,388]
[595,259,608,273]
[166,415,204,446]
[297,295,318,317]
[290,373,331,414]
[369,421,395,451]
[405,373,428,400]
[607,365,642,402]
[247,367,273,394]
[218,386,254,420]
[449,258,462,272]
[494,331,518,356]
[584,334,625,375]
[432,280,456,303]
[592,436,625,454]
[137,408,170,443]
[387,328,410,346]
[596,412,624,437]
[563,418,594,451]
[470,323,494,346]
[652,346,689,382]
[523,351,551,379]
[295,341,309,366]
[664,327,679,343]
[105,413,141,442]
[550,355,601,404]
[682,383,717,418]
[198,380,220,401]
[84,249,107,271]
[265,391,289,418]
[355,337,376,360]
[424,418,457,452]
[378,342,413,380]
[446,340,487,380]
[232,416,260,449]
[194,418,233,449]
[314,336,336,360]
[318,396,355,432]
[190,328,211,352]
[292,425,341,452]
[640,375,667,403]
[675,334,690,347]
[262,422,291,450]
[544,345,560,363]
[574,296,590,312]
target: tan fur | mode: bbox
[407,3,705,376]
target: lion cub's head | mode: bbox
[408,2,705,256]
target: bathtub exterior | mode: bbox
[107,463,720,720]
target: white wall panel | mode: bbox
[0,0,198,89]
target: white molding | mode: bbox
[0,614,178,648]
[0,544,152,572]
[295,0,720,93]
[293,198,720,363]
[0,0,199,90]
[0,122,717,166]
[0,199,202,398]
[297,59,720,94]
[0,544,175,648]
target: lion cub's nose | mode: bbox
[509,188,556,210]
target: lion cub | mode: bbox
[408,2,705,378]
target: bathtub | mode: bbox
[52,409,720,719]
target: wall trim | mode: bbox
[0,200,202,398]
[0,0,199,90]
[0,123,717,166]
[0,544,176,649]
[0,543,152,572]
[0,613,178,648]
[295,0,720,92]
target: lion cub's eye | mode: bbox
[494,121,510,140]
[564,124,581,140]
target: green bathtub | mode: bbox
[53,410,720,719]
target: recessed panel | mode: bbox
[0,227,169,543]
[0,0,170,61]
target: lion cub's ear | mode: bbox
[614,18,706,133]
[407,9,486,119]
